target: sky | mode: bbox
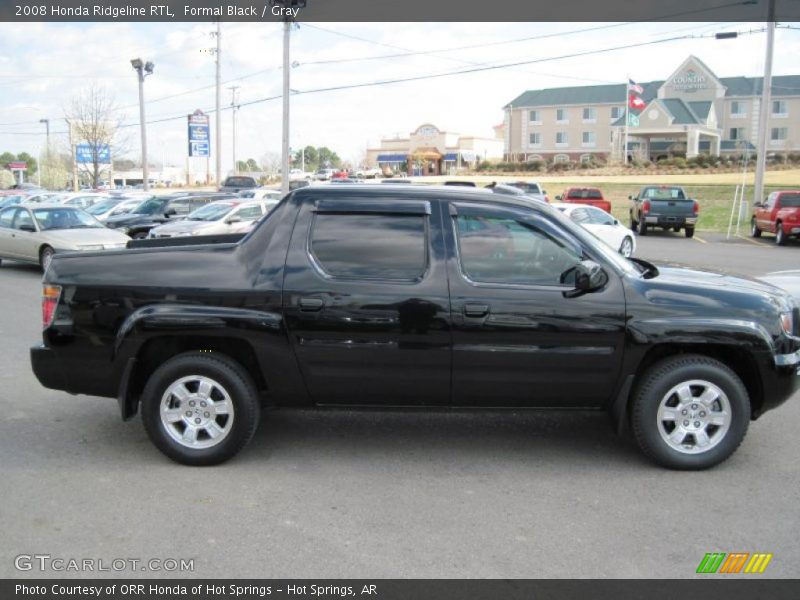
[0,20,798,173]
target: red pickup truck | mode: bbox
[751,190,800,246]
[556,187,612,213]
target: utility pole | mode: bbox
[131,58,154,191]
[281,18,291,195]
[753,0,776,207]
[229,86,240,174]
[212,20,222,186]
[39,118,50,188]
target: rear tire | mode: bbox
[751,218,761,238]
[631,355,749,470]
[684,227,695,238]
[141,352,261,466]
[629,212,637,231]
[638,215,647,236]
[776,223,787,246]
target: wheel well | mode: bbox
[128,336,268,408]
[629,344,764,419]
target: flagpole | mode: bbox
[623,75,629,165]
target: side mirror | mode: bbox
[164,208,177,217]
[225,215,242,224]
[542,189,547,194]
[19,224,36,233]
[753,202,763,208]
[613,219,619,225]
[561,260,608,298]
[628,195,634,200]
[555,195,562,201]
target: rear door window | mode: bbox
[310,213,427,281]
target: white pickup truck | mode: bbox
[354,167,382,179]
[288,168,313,182]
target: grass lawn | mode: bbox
[417,169,800,232]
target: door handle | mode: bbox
[464,303,490,317]
[299,297,324,312]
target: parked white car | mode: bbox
[354,167,381,179]
[85,197,145,222]
[22,192,62,205]
[553,203,636,258]
[288,169,312,182]
[148,200,273,239]
[314,168,337,181]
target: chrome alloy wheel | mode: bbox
[160,375,234,449]
[656,380,732,454]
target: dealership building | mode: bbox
[366,123,503,175]
[503,56,800,163]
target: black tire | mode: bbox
[132,231,148,240]
[629,212,637,231]
[751,218,761,238]
[685,227,695,238]
[141,351,261,466]
[637,214,647,236]
[631,354,750,470]
[776,223,787,246]
[673,226,680,233]
[39,245,54,271]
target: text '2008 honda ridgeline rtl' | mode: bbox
[31,185,800,468]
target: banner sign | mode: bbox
[76,144,111,163]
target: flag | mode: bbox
[629,94,646,110]
[628,113,640,127]
[628,79,644,94]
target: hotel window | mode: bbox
[529,132,541,146]
[729,128,745,141]
[554,154,570,163]
[730,101,746,118]
[529,110,541,124]
[770,127,788,142]
[772,100,787,117]
[556,108,568,123]
[610,106,623,120]
[582,131,596,147]
[582,108,597,122]
[556,131,568,146]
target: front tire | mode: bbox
[776,223,787,246]
[39,245,54,271]
[141,352,261,465]
[631,355,749,470]
[619,236,634,258]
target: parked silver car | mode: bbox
[148,199,274,238]
[85,197,145,222]
[0,205,130,270]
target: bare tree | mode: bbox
[259,151,281,178]
[64,84,128,188]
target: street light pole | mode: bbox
[131,58,154,191]
[281,18,291,195]
[753,0,776,208]
[39,118,50,188]
[215,20,222,186]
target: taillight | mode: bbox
[42,285,61,329]
[544,195,550,203]
[693,201,700,215]
[642,200,651,214]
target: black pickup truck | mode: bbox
[31,185,800,468]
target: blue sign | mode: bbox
[188,111,210,157]
[76,143,111,164]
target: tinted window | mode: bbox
[223,177,256,187]
[455,214,580,286]
[567,188,603,200]
[642,187,687,200]
[310,213,427,280]
[0,208,16,228]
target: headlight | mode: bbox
[77,244,104,251]
[780,311,794,336]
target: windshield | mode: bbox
[86,198,122,215]
[780,193,800,207]
[33,208,103,230]
[133,198,169,215]
[188,202,236,221]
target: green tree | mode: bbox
[16,152,37,176]
[0,152,16,168]
[317,146,340,169]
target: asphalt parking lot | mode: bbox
[0,234,798,579]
